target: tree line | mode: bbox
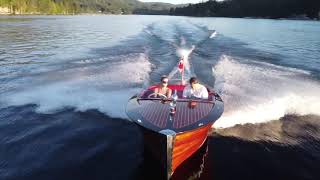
[1,0,82,14]
[0,0,176,15]
[170,0,320,19]
[2,0,318,18]
[133,2,174,15]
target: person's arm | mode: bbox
[167,88,172,98]
[154,88,159,97]
[182,86,189,98]
[201,86,209,99]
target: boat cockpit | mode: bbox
[138,84,216,103]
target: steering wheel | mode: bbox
[147,92,167,99]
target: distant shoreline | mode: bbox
[0,13,319,21]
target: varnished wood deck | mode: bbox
[138,100,213,129]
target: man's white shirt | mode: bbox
[182,84,208,99]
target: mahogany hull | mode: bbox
[172,123,212,172]
[139,123,213,179]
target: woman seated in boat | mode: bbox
[183,77,208,99]
[153,75,172,99]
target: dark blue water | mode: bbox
[0,15,320,180]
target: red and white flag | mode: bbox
[178,58,184,73]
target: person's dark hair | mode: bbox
[161,75,168,82]
[189,77,198,84]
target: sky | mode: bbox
[139,0,208,4]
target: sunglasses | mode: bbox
[162,81,168,84]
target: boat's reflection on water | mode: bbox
[137,139,212,180]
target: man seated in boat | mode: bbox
[182,77,208,99]
[153,75,172,99]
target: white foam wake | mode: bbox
[210,31,217,38]
[168,46,196,82]
[212,55,320,129]
[1,53,152,118]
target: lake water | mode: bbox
[0,15,319,180]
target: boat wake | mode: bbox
[209,30,217,39]
[168,45,195,82]
[2,20,318,130]
[1,53,152,118]
[212,55,320,129]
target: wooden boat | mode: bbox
[126,84,223,179]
